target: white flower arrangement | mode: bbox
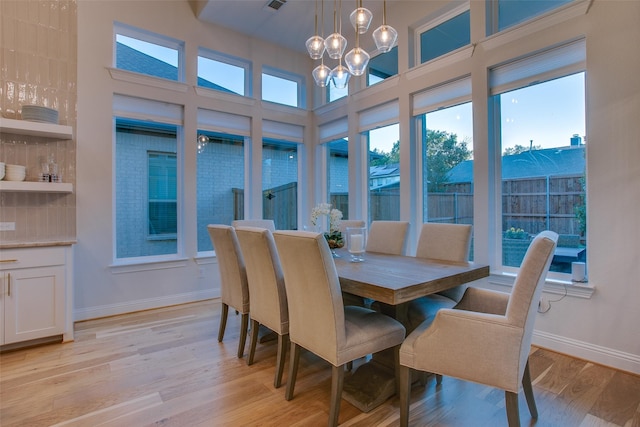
[311,202,343,234]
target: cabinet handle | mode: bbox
[7,272,10,297]
[0,259,18,263]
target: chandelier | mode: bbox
[306,0,397,88]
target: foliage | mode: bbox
[370,140,400,166]
[574,176,587,236]
[504,227,529,239]
[425,130,472,192]
[503,144,543,156]
[311,203,344,248]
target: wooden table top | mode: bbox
[334,250,490,306]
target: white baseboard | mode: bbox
[533,329,640,375]
[73,289,218,322]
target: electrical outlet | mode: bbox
[0,222,16,231]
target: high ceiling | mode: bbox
[196,0,390,55]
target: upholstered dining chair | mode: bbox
[407,223,473,332]
[273,230,406,427]
[398,231,558,427]
[232,219,276,231]
[236,226,289,388]
[207,225,250,359]
[365,220,410,255]
[338,219,366,233]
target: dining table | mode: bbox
[333,248,490,412]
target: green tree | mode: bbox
[503,143,543,156]
[425,129,472,192]
[370,140,399,166]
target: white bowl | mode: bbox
[6,164,26,172]
[5,173,26,182]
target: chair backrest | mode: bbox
[232,219,276,231]
[236,227,288,335]
[507,230,558,379]
[415,223,472,262]
[366,220,410,255]
[273,230,345,364]
[339,219,366,233]
[415,223,473,302]
[207,225,250,314]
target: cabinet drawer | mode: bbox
[0,247,66,270]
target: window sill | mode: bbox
[109,255,189,274]
[488,271,594,299]
[108,67,189,93]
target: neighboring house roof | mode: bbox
[370,163,400,179]
[447,145,586,184]
[116,42,233,93]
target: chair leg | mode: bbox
[436,374,443,385]
[505,391,521,427]
[218,303,229,342]
[522,359,538,419]
[274,333,288,388]
[329,364,345,427]
[247,319,260,365]
[399,365,411,427]
[237,313,249,358]
[285,342,300,401]
[346,361,353,371]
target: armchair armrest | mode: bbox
[400,308,524,392]
[454,287,510,315]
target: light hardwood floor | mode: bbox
[1,299,638,426]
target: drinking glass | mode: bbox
[346,226,367,262]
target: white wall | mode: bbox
[76,0,640,373]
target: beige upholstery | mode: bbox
[399,231,558,427]
[236,226,289,388]
[273,230,406,427]
[338,219,366,233]
[232,219,276,231]
[207,225,250,359]
[366,220,410,255]
[407,223,473,332]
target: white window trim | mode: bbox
[262,66,306,109]
[114,22,185,83]
[413,2,470,68]
[197,47,253,98]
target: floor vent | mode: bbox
[266,0,286,11]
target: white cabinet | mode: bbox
[0,246,73,346]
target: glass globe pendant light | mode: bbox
[344,30,370,76]
[313,61,332,87]
[372,0,397,53]
[331,60,351,89]
[349,0,372,34]
[325,0,347,59]
[306,0,325,59]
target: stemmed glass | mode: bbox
[346,227,367,262]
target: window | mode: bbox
[325,138,350,218]
[115,118,179,259]
[418,9,470,64]
[262,67,304,108]
[368,124,400,221]
[196,132,245,252]
[197,49,250,96]
[328,82,348,102]
[148,152,177,238]
[367,46,398,86]
[487,0,573,34]
[262,140,299,229]
[115,23,183,81]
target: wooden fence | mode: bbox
[232,173,585,238]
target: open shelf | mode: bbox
[0,118,73,140]
[0,181,73,193]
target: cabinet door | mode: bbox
[4,266,65,344]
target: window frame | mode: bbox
[261,66,306,108]
[414,3,470,66]
[197,47,252,97]
[114,22,185,82]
